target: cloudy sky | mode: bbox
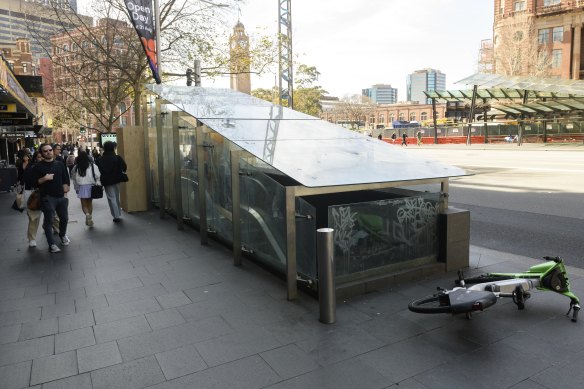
[213,0,494,99]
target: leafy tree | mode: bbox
[332,95,377,130]
[292,64,327,117]
[251,87,278,104]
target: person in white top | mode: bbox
[71,151,101,227]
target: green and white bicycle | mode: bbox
[408,256,581,322]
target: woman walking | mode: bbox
[23,151,43,247]
[71,151,101,227]
[97,141,127,222]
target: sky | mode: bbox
[212,0,494,99]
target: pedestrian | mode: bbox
[23,151,43,247]
[53,143,65,165]
[377,134,383,140]
[97,141,127,222]
[71,151,101,227]
[416,131,422,146]
[66,152,76,174]
[401,132,408,146]
[391,132,397,144]
[32,143,71,253]
[92,147,100,163]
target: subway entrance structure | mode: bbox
[137,85,468,300]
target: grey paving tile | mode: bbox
[150,355,281,389]
[93,297,161,324]
[55,287,86,305]
[117,316,232,362]
[94,265,150,285]
[509,379,549,389]
[18,318,58,341]
[146,308,186,330]
[47,280,69,294]
[94,315,151,343]
[41,300,76,319]
[58,310,95,333]
[260,344,319,380]
[195,326,283,367]
[41,373,92,389]
[0,360,31,389]
[155,291,192,309]
[0,335,54,367]
[0,323,22,344]
[55,327,96,353]
[77,341,123,373]
[84,276,143,298]
[295,325,386,366]
[69,275,97,290]
[74,294,108,313]
[139,272,170,287]
[30,351,77,386]
[90,355,165,389]
[265,357,391,389]
[0,294,55,314]
[0,287,25,301]
[105,283,168,306]
[0,307,41,327]
[24,284,48,297]
[156,344,207,380]
[532,350,584,389]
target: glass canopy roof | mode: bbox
[146,85,466,188]
[455,73,584,96]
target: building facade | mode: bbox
[407,68,446,104]
[362,84,398,104]
[229,21,251,95]
[0,37,35,75]
[493,0,584,79]
[0,0,85,60]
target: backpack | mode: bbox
[66,154,76,167]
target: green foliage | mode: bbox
[293,64,327,117]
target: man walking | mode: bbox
[32,143,71,253]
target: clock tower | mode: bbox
[229,21,251,94]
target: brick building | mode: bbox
[493,0,584,79]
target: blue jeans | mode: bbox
[41,195,69,246]
[105,184,122,219]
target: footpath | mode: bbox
[0,191,583,389]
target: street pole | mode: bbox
[154,0,162,77]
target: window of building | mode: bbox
[543,0,560,6]
[399,113,404,121]
[410,113,416,121]
[114,36,123,46]
[538,29,549,44]
[420,112,428,121]
[369,115,375,123]
[82,41,88,49]
[499,0,505,14]
[63,44,68,52]
[552,27,563,42]
[552,49,562,68]
[514,0,525,11]
[390,114,395,122]
[513,30,524,42]
[379,114,384,124]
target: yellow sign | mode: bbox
[0,103,16,112]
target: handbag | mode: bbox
[12,183,25,212]
[118,156,129,182]
[27,189,40,211]
[90,163,104,199]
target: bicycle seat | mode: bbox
[448,289,498,313]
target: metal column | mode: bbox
[465,85,478,146]
[196,125,208,245]
[285,186,297,300]
[432,98,438,144]
[231,149,242,266]
[172,112,184,230]
[317,228,335,324]
[142,92,153,209]
[155,99,165,218]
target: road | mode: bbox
[409,144,584,268]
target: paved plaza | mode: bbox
[1,188,583,389]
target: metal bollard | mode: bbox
[317,228,336,324]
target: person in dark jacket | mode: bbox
[24,151,43,247]
[97,141,127,222]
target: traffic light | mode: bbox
[186,68,193,86]
[80,126,86,134]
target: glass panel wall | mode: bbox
[179,118,199,228]
[296,197,317,280]
[240,158,287,273]
[329,193,441,277]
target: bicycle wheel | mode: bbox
[408,294,453,314]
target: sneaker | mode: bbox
[113,218,122,223]
[28,239,37,248]
[60,235,71,246]
[49,244,61,253]
[86,214,94,227]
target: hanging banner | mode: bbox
[124,0,161,84]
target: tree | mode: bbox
[493,15,552,77]
[332,95,377,130]
[292,64,327,117]
[251,87,278,104]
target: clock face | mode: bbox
[238,40,247,48]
